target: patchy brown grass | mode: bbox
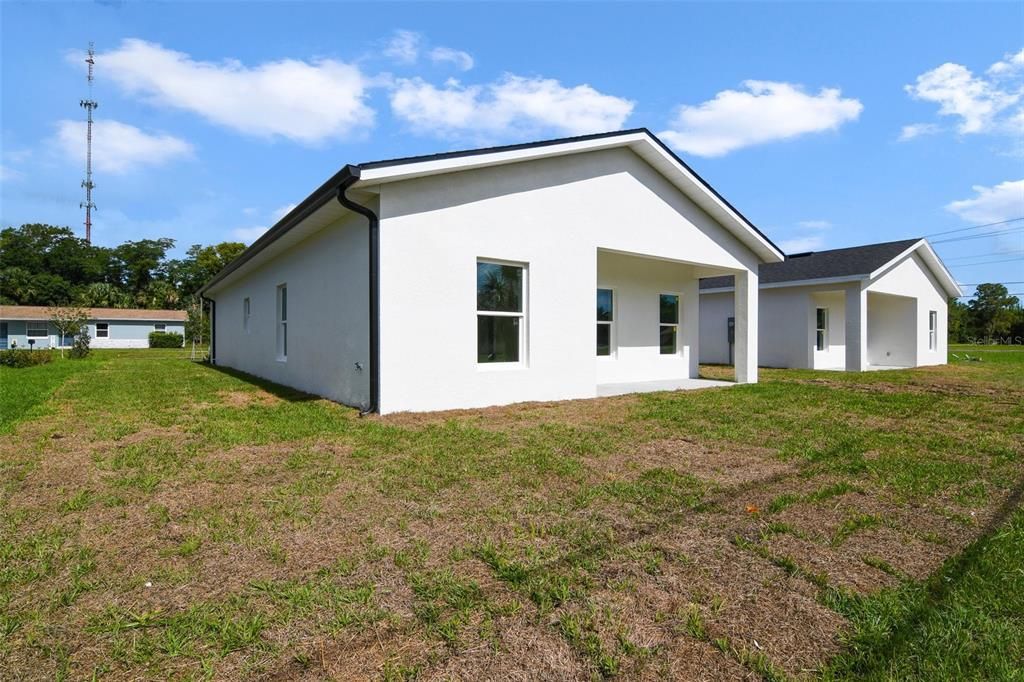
[1,351,1021,680]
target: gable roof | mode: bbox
[700,238,962,298]
[200,128,783,295]
[0,306,187,322]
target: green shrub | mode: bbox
[148,331,184,348]
[70,330,92,359]
[0,349,54,368]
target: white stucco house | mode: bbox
[199,129,785,414]
[698,239,961,371]
[0,306,186,349]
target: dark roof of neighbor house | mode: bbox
[0,306,187,322]
[700,238,923,290]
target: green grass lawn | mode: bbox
[0,345,1021,680]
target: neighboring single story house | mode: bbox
[0,306,187,349]
[200,129,785,414]
[698,239,961,371]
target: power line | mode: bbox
[924,217,1024,238]
[958,292,1024,298]
[931,226,1024,245]
[942,250,1024,262]
[949,256,1024,267]
[958,281,1024,286]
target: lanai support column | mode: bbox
[735,269,758,383]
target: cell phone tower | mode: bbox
[80,42,98,244]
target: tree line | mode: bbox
[949,283,1023,344]
[3,222,1021,345]
[0,223,245,310]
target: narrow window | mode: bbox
[659,294,679,355]
[154,323,166,332]
[243,297,251,334]
[816,308,828,351]
[929,310,937,350]
[277,285,287,360]
[26,322,48,338]
[597,288,614,356]
[96,322,109,338]
[477,260,525,364]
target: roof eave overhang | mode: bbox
[698,274,867,295]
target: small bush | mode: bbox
[0,349,54,368]
[149,332,184,349]
[70,330,92,359]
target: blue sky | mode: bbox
[1,1,1022,296]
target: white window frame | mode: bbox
[154,323,166,332]
[243,297,251,334]
[26,322,48,339]
[95,322,109,338]
[929,310,937,351]
[476,258,528,369]
[815,307,829,351]
[276,284,287,361]
[659,293,680,356]
[596,286,616,358]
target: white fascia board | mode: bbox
[868,239,962,298]
[356,132,785,265]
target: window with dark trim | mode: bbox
[26,322,48,338]
[659,294,679,355]
[815,308,828,351]
[277,285,287,360]
[477,260,525,364]
[597,288,614,356]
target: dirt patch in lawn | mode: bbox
[216,388,284,408]
[593,437,796,488]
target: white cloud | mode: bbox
[55,119,193,174]
[946,180,1024,224]
[272,203,297,221]
[231,225,269,244]
[905,62,1019,134]
[899,122,943,141]
[91,39,374,144]
[988,48,1024,77]
[429,46,474,71]
[241,207,258,216]
[798,220,831,229]
[384,30,421,64]
[658,81,863,157]
[779,235,826,253]
[391,74,634,138]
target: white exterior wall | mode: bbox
[867,252,948,366]
[866,293,917,366]
[698,291,734,365]
[595,251,698,384]
[811,290,846,369]
[211,213,371,408]
[698,251,950,371]
[376,147,761,413]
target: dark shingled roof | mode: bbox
[700,238,922,290]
